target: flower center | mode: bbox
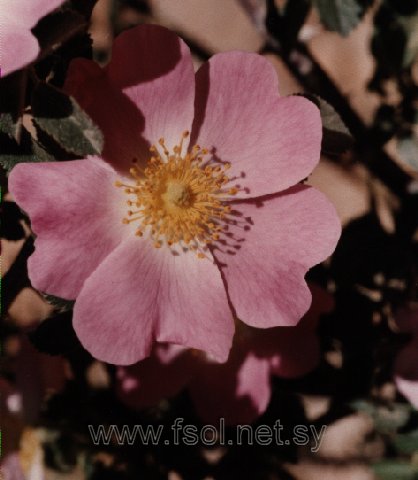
[115,131,238,257]
[163,181,192,208]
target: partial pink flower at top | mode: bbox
[394,308,418,406]
[116,284,334,425]
[9,25,341,366]
[0,0,65,77]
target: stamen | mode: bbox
[115,131,238,255]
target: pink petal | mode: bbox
[8,158,126,299]
[106,25,195,154]
[73,238,234,365]
[116,345,198,409]
[0,0,65,76]
[189,346,271,425]
[213,185,341,328]
[0,26,39,77]
[65,26,195,172]
[2,0,65,26]
[193,52,321,199]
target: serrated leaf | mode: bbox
[32,83,103,157]
[296,93,354,155]
[0,113,18,137]
[314,0,365,36]
[0,134,47,174]
[398,136,418,171]
[0,127,54,174]
[373,461,418,480]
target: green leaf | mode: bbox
[373,461,418,480]
[313,0,366,36]
[32,83,103,157]
[350,400,411,433]
[0,113,18,137]
[297,94,354,155]
[398,135,418,171]
[395,430,418,455]
[374,404,412,433]
[0,127,53,174]
[0,151,32,173]
[350,399,376,415]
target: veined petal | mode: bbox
[8,158,126,299]
[73,237,234,365]
[0,25,39,77]
[213,185,341,328]
[193,52,321,199]
[106,25,196,155]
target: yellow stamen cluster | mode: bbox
[115,131,237,255]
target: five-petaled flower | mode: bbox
[0,0,65,77]
[9,25,341,365]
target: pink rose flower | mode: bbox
[0,0,65,77]
[9,25,341,365]
[116,284,334,425]
[394,308,418,406]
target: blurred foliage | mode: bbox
[369,0,418,172]
[313,0,373,36]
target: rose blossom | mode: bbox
[0,0,65,77]
[9,25,341,365]
[116,284,334,425]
